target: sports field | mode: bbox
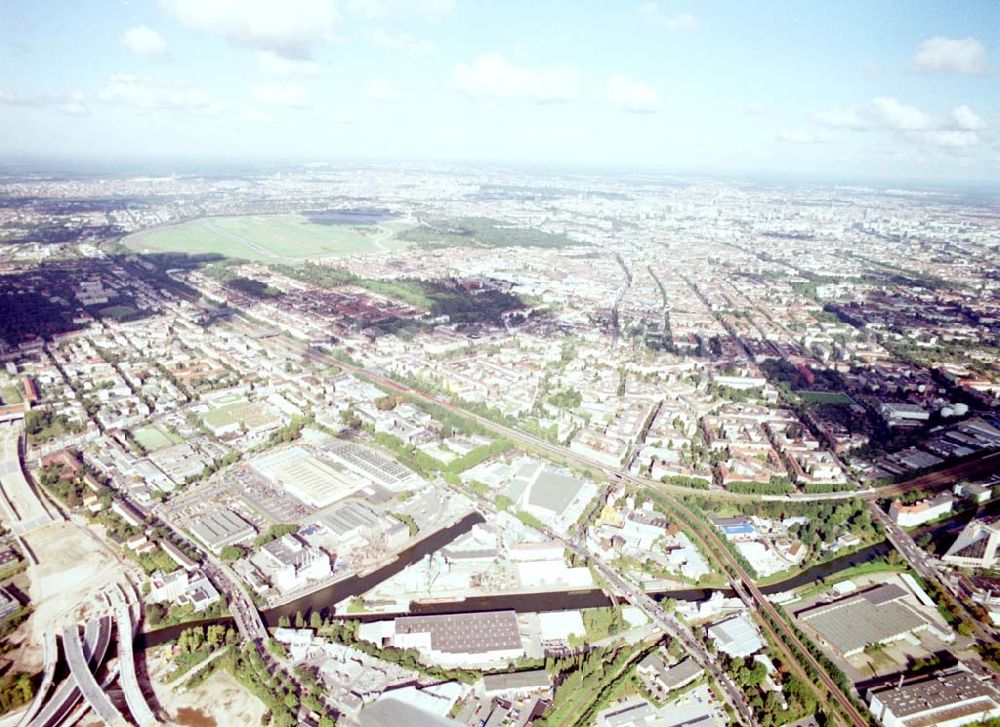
[133,425,177,451]
[123,214,409,261]
[202,399,279,430]
[796,390,853,405]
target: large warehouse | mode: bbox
[189,508,256,554]
[359,611,525,667]
[250,445,360,508]
[867,665,1000,727]
[322,439,423,492]
[795,582,952,658]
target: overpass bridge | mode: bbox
[111,587,158,726]
[15,630,56,727]
[25,586,161,727]
[63,621,129,727]
[29,616,112,727]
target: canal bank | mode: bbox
[138,532,892,650]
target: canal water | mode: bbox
[136,515,891,650]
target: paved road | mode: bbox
[277,324,996,507]
[30,619,108,727]
[153,508,267,642]
[238,320,875,725]
[0,424,55,534]
[867,501,995,644]
[647,487,869,727]
[146,282,989,726]
[583,545,757,725]
[450,481,755,722]
[16,630,57,727]
[63,619,129,727]
[111,591,159,726]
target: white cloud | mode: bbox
[0,89,88,115]
[921,130,981,148]
[364,28,438,56]
[638,3,699,30]
[242,108,275,123]
[605,75,659,113]
[868,97,935,131]
[254,82,310,107]
[911,37,990,76]
[98,74,218,111]
[814,97,989,149]
[120,26,170,60]
[257,51,320,76]
[951,104,987,131]
[159,0,339,58]
[347,0,455,22]
[366,79,398,103]
[816,97,935,131]
[57,91,88,116]
[776,130,827,144]
[812,105,869,130]
[454,53,579,104]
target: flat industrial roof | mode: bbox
[482,669,550,692]
[527,469,586,516]
[869,667,1000,723]
[251,446,358,508]
[190,508,254,547]
[707,614,764,657]
[395,611,522,655]
[320,501,381,536]
[797,585,929,655]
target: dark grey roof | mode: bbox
[662,658,703,689]
[527,469,585,515]
[862,583,908,606]
[869,667,1000,721]
[359,698,463,727]
[395,611,522,655]
[483,669,550,693]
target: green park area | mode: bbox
[796,390,853,405]
[124,214,409,262]
[98,304,140,320]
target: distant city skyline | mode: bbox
[1,0,997,182]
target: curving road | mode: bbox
[111,588,159,726]
[31,618,110,727]
[63,619,129,727]
[16,630,57,727]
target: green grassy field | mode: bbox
[796,390,853,405]
[124,215,410,262]
[99,304,139,320]
[133,425,177,451]
[0,386,23,405]
[202,400,278,430]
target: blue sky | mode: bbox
[1,0,997,182]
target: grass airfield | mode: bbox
[124,214,409,261]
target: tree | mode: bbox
[220,545,243,561]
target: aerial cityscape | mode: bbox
[0,2,998,727]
